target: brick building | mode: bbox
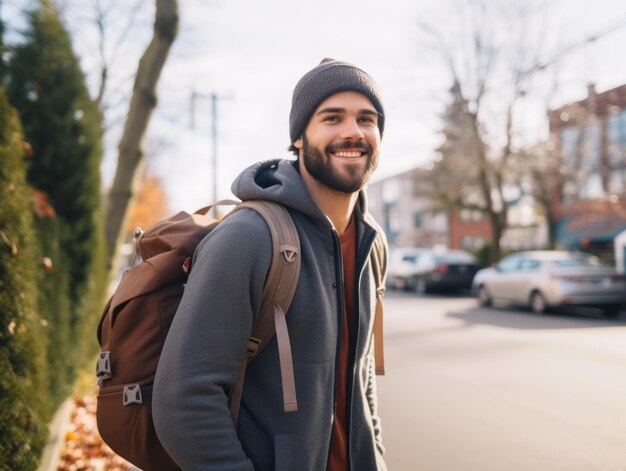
[548,83,626,260]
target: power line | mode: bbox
[520,14,626,79]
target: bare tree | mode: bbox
[421,0,556,262]
[512,142,561,248]
[91,0,144,113]
[104,0,178,270]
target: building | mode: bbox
[368,167,548,252]
[367,168,449,248]
[367,168,495,251]
[447,207,492,252]
[548,83,626,260]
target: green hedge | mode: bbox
[0,2,108,467]
[7,0,103,308]
[0,90,49,471]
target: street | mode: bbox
[377,291,626,471]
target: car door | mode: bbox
[509,257,541,303]
[488,254,524,301]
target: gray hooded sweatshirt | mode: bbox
[153,159,387,471]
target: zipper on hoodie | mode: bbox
[327,229,345,467]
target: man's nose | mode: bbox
[340,118,365,141]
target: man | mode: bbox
[153,58,388,471]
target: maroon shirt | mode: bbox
[328,217,357,471]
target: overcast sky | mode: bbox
[7,0,626,210]
[156,0,626,211]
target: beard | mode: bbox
[301,134,379,194]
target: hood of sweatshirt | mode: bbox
[231,159,370,228]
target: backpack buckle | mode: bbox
[96,351,112,384]
[245,337,262,357]
[280,245,298,263]
[123,384,143,406]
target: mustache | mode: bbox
[327,140,371,153]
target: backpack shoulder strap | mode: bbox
[241,200,301,336]
[227,200,301,424]
[368,220,387,375]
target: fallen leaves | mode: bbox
[56,391,134,471]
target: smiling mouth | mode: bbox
[331,151,365,158]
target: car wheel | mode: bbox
[415,277,427,294]
[478,285,492,307]
[402,277,414,292]
[529,291,547,314]
[602,305,622,319]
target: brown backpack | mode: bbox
[95,200,386,471]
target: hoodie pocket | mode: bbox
[274,434,295,471]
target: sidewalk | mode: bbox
[37,399,72,471]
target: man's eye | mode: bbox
[358,116,376,124]
[323,116,340,123]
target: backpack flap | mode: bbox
[108,249,188,323]
[137,210,218,260]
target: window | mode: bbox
[414,213,422,229]
[382,180,400,204]
[460,209,483,222]
[608,109,626,152]
[462,236,486,250]
[561,127,581,169]
[560,123,600,172]
[519,259,540,271]
[496,255,522,273]
[608,109,626,193]
[552,254,604,267]
[580,172,603,199]
[388,206,400,233]
[581,122,600,171]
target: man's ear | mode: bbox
[294,137,303,150]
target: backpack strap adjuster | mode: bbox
[280,245,298,263]
[245,337,262,357]
[96,351,112,385]
[123,384,143,406]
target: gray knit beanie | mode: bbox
[289,58,385,143]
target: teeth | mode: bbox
[334,151,362,158]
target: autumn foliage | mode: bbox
[125,175,170,236]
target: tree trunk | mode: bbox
[546,204,557,249]
[489,214,504,264]
[104,0,178,271]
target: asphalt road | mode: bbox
[376,290,626,471]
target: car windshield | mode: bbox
[402,255,419,263]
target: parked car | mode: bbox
[387,247,480,293]
[472,250,626,317]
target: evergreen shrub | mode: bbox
[0,89,49,471]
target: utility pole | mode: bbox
[190,90,233,215]
[211,93,218,206]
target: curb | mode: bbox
[37,399,73,471]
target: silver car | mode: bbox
[472,251,626,317]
